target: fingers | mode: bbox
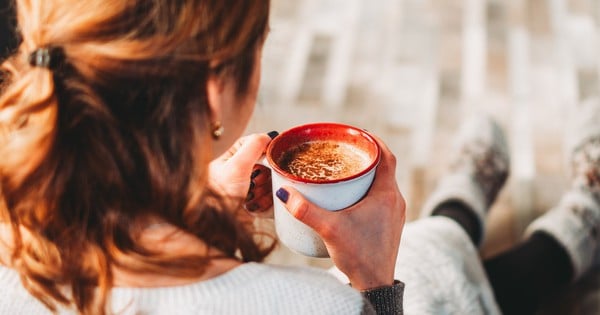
[226,133,272,169]
[275,186,331,235]
[369,133,397,179]
[244,194,273,217]
[272,133,401,236]
[357,134,398,197]
[245,165,273,215]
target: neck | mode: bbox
[117,222,243,287]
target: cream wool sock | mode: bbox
[421,114,510,246]
[525,189,600,280]
[525,98,600,281]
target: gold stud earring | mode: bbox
[211,121,224,140]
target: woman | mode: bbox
[0,0,406,314]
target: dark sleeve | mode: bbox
[0,0,18,60]
[360,280,404,315]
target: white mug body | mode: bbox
[271,166,377,257]
[261,122,380,258]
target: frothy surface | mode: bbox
[277,140,371,181]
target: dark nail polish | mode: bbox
[267,131,279,139]
[246,203,259,212]
[251,169,261,179]
[249,180,256,190]
[276,188,289,203]
[246,191,255,202]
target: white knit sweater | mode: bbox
[331,216,502,315]
[0,217,500,315]
[0,263,370,314]
[395,217,501,314]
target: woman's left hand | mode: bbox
[276,135,405,290]
[208,133,272,208]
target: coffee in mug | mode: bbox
[262,122,380,257]
[277,140,372,181]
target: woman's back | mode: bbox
[0,263,368,314]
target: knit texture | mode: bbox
[420,114,510,246]
[361,280,404,315]
[331,216,501,315]
[525,98,600,281]
[0,263,369,314]
[525,188,600,281]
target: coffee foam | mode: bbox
[277,140,371,181]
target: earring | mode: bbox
[211,121,225,139]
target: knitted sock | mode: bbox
[490,100,600,315]
[421,114,510,248]
[484,232,573,315]
[523,99,600,280]
[432,201,482,245]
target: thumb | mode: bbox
[275,186,331,233]
[228,133,271,168]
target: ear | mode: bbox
[206,74,226,123]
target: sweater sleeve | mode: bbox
[360,280,404,315]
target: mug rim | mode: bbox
[265,122,381,184]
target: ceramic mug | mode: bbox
[262,122,381,257]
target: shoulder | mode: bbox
[232,263,366,313]
[133,263,368,315]
[246,263,340,283]
[0,265,51,314]
[232,262,360,297]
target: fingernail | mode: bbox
[251,169,261,179]
[249,180,256,190]
[246,191,255,202]
[267,131,279,139]
[275,188,289,203]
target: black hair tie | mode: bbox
[28,46,65,70]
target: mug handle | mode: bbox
[256,155,270,168]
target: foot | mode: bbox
[421,114,510,245]
[447,115,510,206]
[567,98,600,205]
[525,99,600,281]
[570,136,600,204]
[573,136,600,269]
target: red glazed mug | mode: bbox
[263,122,381,257]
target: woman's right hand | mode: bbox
[276,136,406,290]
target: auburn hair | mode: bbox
[0,0,272,313]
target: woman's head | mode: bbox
[0,0,270,313]
[2,0,270,174]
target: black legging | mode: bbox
[434,201,573,315]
